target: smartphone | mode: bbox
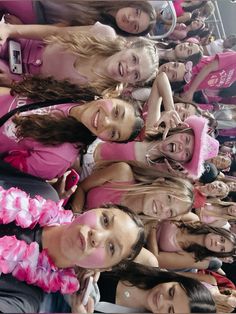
[9,40,23,75]
[63,169,80,206]
[81,276,93,306]
[65,169,80,191]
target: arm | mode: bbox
[134,247,159,267]
[145,72,183,138]
[71,162,134,212]
[0,23,113,42]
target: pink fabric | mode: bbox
[193,188,207,209]
[100,142,136,161]
[86,182,131,210]
[0,39,88,85]
[218,128,236,137]
[173,0,185,17]
[0,0,37,24]
[0,93,80,180]
[184,52,236,92]
[157,221,182,252]
[0,186,79,294]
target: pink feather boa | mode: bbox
[0,186,80,294]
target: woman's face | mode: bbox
[60,208,140,269]
[210,155,231,170]
[200,181,229,198]
[190,19,204,30]
[175,102,197,121]
[142,191,190,219]
[159,62,185,82]
[204,233,234,253]
[159,132,195,162]
[228,205,236,217]
[175,42,200,60]
[146,282,189,313]
[78,98,138,142]
[106,47,155,84]
[115,7,150,34]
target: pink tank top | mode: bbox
[86,182,129,209]
[157,221,182,252]
[100,142,136,161]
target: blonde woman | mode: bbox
[0,23,159,95]
[70,161,194,221]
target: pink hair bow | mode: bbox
[184,61,193,84]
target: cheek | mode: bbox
[97,130,110,141]
[77,248,106,268]
[73,211,97,228]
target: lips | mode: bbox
[93,110,99,129]
[152,200,158,215]
[78,231,86,251]
[118,62,124,77]
[153,291,161,310]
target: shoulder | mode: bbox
[91,22,116,39]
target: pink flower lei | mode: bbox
[0,186,80,294]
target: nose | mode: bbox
[89,230,105,248]
[103,115,112,128]
[126,63,135,75]
[128,14,135,23]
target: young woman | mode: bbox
[195,200,236,228]
[166,18,211,41]
[91,115,219,179]
[0,23,159,94]
[69,162,194,221]
[157,41,203,66]
[0,185,145,312]
[0,0,156,36]
[156,52,236,106]
[82,264,216,313]
[0,88,143,180]
[145,220,236,270]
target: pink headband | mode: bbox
[184,61,193,84]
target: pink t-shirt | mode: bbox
[157,221,182,252]
[0,93,80,180]
[184,52,236,92]
[86,182,129,210]
[100,142,136,161]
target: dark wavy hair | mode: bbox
[107,262,216,313]
[178,222,236,261]
[12,98,144,145]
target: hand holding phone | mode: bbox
[62,169,80,206]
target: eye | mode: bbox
[110,129,116,139]
[108,242,115,256]
[102,212,109,227]
[132,54,137,64]
[169,286,175,298]
[134,71,139,81]
[221,236,225,243]
[169,209,173,217]
[136,8,140,16]
[168,195,172,203]
[114,106,119,118]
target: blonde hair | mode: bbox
[95,161,194,219]
[45,32,159,95]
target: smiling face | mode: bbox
[115,7,150,34]
[106,47,155,85]
[146,282,189,313]
[204,233,234,253]
[78,98,138,142]
[190,19,204,31]
[210,155,231,170]
[175,102,197,121]
[60,208,139,269]
[159,62,185,82]
[199,181,229,198]
[175,42,200,60]
[159,132,195,163]
[142,192,190,219]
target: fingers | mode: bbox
[85,297,95,313]
[162,127,169,140]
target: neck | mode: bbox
[159,49,175,61]
[116,281,149,310]
[69,100,95,121]
[42,225,73,268]
[177,227,205,248]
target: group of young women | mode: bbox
[0,0,235,313]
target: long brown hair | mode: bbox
[12,97,144,145]
[41,0,156,36]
